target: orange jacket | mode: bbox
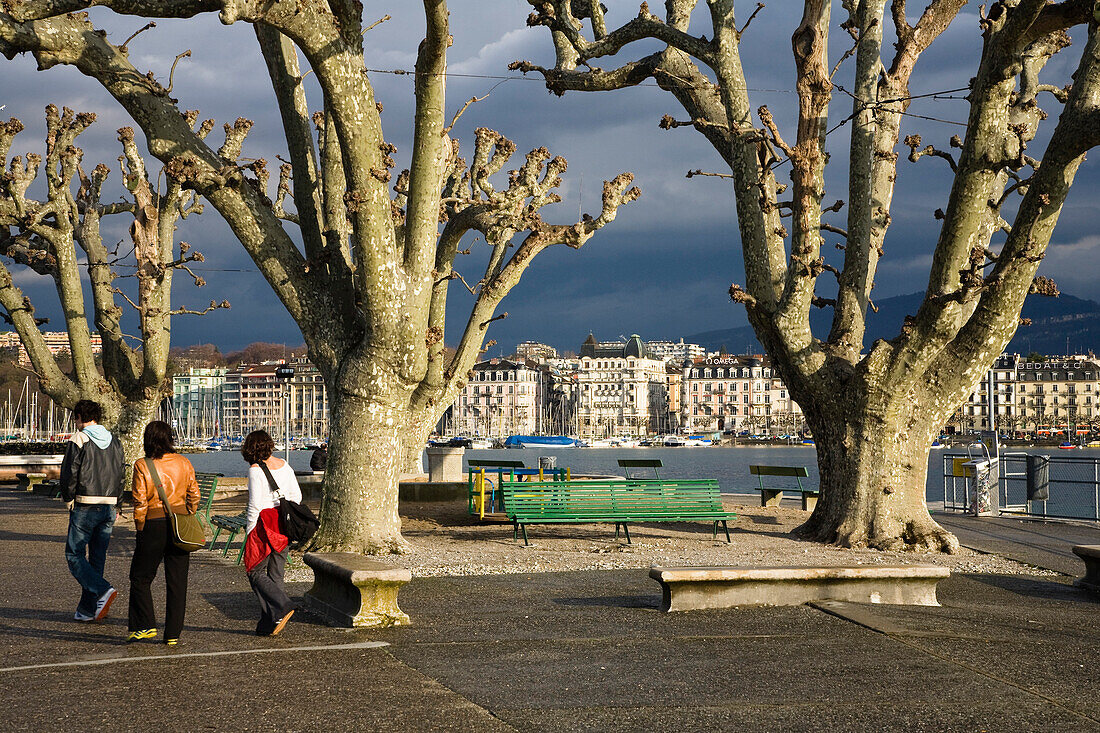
[132,453,201,530]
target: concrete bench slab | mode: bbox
[303,552,412,628]
[649,565,951,612]
[15,472,47,492]
[1072,545,1100,594]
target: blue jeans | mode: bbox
[66,504,117,614]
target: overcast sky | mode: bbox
[2,2,1098,353]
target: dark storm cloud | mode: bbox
[2,2,1098,353]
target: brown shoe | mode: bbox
[271,610,294,637]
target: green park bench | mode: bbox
[194,472,222,533]
[750,465,819,511]
[501,478,736,545]
[467,458,567,516]
[209,512,248,565]
[617,458,662,480]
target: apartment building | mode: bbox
[576,334,668,439]
[0,330,102,366]
[951,354,1100,435]
[172,368,226,440]
[222,358,328,439]
[515,341,558,361]
[681,355,803,435]
[646,339,707,363]
[451,358,545,437]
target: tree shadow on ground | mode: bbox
[0,529,63,543]
[552,595,659,610]
[966,574,1098,603]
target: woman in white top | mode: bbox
[241,429,302,636]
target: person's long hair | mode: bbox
[241,430,275,466]
[143,421,175,459]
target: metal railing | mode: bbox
[941,451,1100,522]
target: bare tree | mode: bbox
[0,105,219,468]
[513,0,1100,551]
[0,3,638,552]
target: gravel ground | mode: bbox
[280,497,1057,582]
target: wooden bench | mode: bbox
[618,458,661,480]
[303,552,412,627]
[649,565,951,612]
[1073,545,1100,594]
[750,465,819,510]
[501,479,736,545]
[16,472,47,492]
[209,512,247,564]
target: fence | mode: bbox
[941,451,1100,522]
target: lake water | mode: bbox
[184,445,1100,519]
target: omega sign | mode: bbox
[703,357,741,366]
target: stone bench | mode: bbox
[1072,545,1100,594]
[15,472,47,492]
[649,565,951,612]
[303,552,412,628]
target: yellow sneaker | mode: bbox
[127,629,157,642]
[164,638,179,646]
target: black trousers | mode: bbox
[128,518,190,639]
[247,549,292,635]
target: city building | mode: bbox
[222,358,328,440]
[450,358,545,437]
[950,354,1100,436]
[171,367,226,441]
[646,339,707,363]
[576,334,668,439]
[681,355,803,435]
[1015,356,1100,436]
[951,354,1020,434]
[0,330,102,366]
[515,341,558,361]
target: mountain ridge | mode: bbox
[688,291,1100,357]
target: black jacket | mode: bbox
[60,429,126,505]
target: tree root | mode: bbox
[795,514,959,554]
[306,531,412,556]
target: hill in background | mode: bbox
[688,291,1100,357]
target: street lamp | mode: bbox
[275,364,295,461]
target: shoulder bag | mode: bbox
[146,457,206,552]
[260,462,319,547]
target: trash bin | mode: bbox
[964,458,999,516]
[1025,454,1050,501]
[538,456,557,471]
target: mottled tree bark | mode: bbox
[0,107,218,475]
[0,3,638,553]
[511,0,1100,551]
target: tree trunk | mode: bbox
[401,413,432,475]
[114,398,159,487]
[797,400,959,553]
[311,377,411,554]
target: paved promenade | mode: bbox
[1,490,1097,732]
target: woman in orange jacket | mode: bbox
[127,421,200,645]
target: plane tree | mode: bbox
[0,104,219,467]
[513,0,1100,551]
[0,1,638,552]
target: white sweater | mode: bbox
[245,461,303,532]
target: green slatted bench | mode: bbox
[194,472,222,533]
[209,512,248,564]
[750,465,819,511]
[501,479,736,545]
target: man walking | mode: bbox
[61,400,126,622]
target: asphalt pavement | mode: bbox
[1,490,1097,732]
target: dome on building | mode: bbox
[624,334,646,358]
